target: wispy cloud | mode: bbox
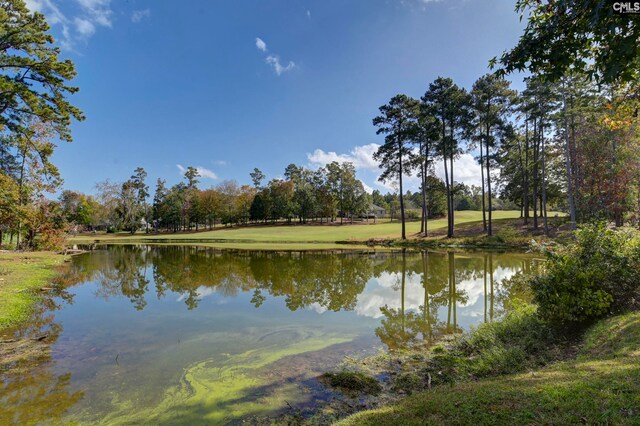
[400,0,445,11]
[306,10,311,18]
[213,160,227,166]
[176,165,218,180]
[255,37,267,52]
[255,37,296,76]
[74,17,95,36]
[76,0,112,28]
[131,9,150,23]
[265,56,296,76]
[24,0,113,50]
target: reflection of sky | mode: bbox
[349,266,520,329]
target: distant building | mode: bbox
[368,204,387,218]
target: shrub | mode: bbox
[405,210,420,220]
[33,228,66,251]
[529,223,640,324]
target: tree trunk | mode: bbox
[423,151,429,237]
[479,132,487,231]
[420,143,426,236]
[561,80,577,230]
[523,119,530,225]
[485,124,493,236]
[450,152,455,237]
[449,127,456,238]
[399,139,406,240]
[532,120,539,230]
[540,121,549,236]
[569,94,580,221]
[442,132,452,238]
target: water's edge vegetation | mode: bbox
[0,252,68,332]
[337,310,640,425]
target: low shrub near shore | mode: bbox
[528,224,640,324]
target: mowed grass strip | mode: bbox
[0,252,66,331]
[71,211,555,244]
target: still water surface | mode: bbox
[0,246,539,424]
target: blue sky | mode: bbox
[27,0,526,195]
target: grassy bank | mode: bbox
[68,211,566,249]
[0,252,67,332]
[336,311,640,425]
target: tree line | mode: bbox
[372,73,639,240]
[59,162,371,234]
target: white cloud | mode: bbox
[131,9,150,23]
[433,153,484,187]
[308,144,487,193]
[255,37,296,76]
[25,0,65,24]
[255,37,267,52]
[306,10,311,18]
[213,160,227,166]
[25,0,113,50]
[76,0,112,28]
[176,164,219,181]
[74,17,95,36]
[265,55,296,76]
[307,143,381,171]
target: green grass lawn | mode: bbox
[0,252,67,332]
[94,241,378,251]
[70,210,559,246]
[337,312,640,425]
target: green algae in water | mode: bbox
[70,331,352,425]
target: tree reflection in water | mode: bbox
[0,280,83,425]
[59,246,532,350]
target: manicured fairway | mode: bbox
[71,210,542,244]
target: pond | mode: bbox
[0,246,541,425]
